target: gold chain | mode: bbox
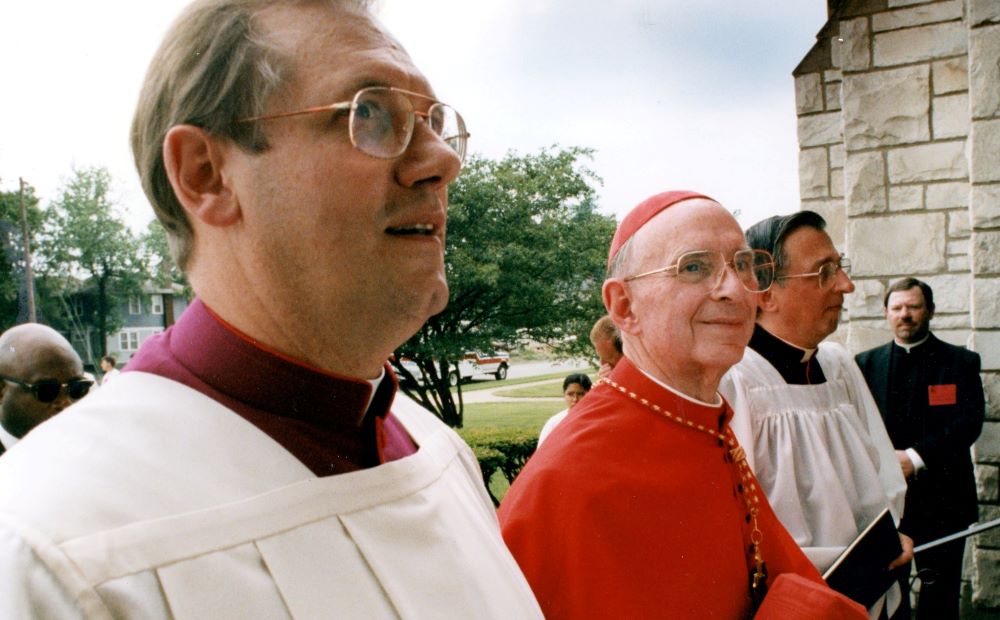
[600,378,768,604]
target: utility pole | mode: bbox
[18,177,37,322]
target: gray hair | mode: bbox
[130,0,370,271]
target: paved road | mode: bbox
[460,358,594,403]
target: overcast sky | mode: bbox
[0,1,828,231]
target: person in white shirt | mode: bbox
[99,355,120,385]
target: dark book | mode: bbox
[821,508,902,608]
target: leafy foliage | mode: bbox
[457,428,538,506]
[392,147,616,427]
[39,167,146,358]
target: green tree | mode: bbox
[0,180,43,330]
[141,218,188,290]
[40,167,146,360]
[392,147,616,427]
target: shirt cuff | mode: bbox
[906,448,926,473]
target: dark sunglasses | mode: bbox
[0,374,93,403]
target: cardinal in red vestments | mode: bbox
[499,191,867,619]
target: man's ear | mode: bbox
[162,125,241,227]
[758,286,780,314]
[603,279,638,335]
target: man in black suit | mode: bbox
[856,277,985,620]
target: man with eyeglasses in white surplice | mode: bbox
[0,1,542,617]
[720,211,912,619]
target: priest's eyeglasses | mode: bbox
[0,375,94,403]
[624,249,775,292]
[237,86,470,164]
[776,257,851,290]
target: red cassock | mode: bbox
[499,358,864,619]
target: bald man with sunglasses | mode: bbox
[0,323,91,456]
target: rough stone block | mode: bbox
[804,198,846,246]
[969,0,1000,27]
[873,1,962,32]
[936,329,973,348]
[924,273,971,313]
[799,148,829,199]
[977,464,999,503]
[824,69,843,83]
[971,331,1000,371]
[888,0,934,6]
[846,152,887,215]
[973,232,1000,275]
[971,120,1000,183]
[949,208,973,238]
[831,168,844,199]
[972,547,1000,608]
[849,212,947,276]
[825,82,842,112]
[831,144,846,168]
[846,319,890,354]
[843,66,930,149]
[933,93,970,139]
[932,314,971,329]
[949,238,971,257]
[796,73,824,115]
[798,112,843,148]
[874,22,966,67]
[970,27,1000,117]
[978,505,1000,548]
[982,372,1000,413]
[933,57,969,95]
[973,278,1000,327]
[840,17,871,72]
[974,421,1000,461]
[929,181,969,210]
[972,184,1000,228]
[846,278,886,318]
[887,141,968,183]
[949,255,971,272]
[889,185,923,211]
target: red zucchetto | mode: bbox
[607,190,713,269]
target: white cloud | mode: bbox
[0,1,826,232]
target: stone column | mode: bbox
[794,0,1000,612]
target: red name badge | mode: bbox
[928,384,957,406]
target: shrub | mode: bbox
[458,428,537,506]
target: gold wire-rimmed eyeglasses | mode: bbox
[237,86,470,163]
[624,249,776,293]
[776,257,851,290]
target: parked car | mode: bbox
[394,352,510,386]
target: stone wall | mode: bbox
[794,0,1000,613]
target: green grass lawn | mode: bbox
[462,401,564,432]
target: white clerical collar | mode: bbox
[772,331,818,363]
[365,367,386,413]
[636,367,724,408]
[894,334,929,353]
[0,421,18,451]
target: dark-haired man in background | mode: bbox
[856,277,984,620]
[721,210,910,616]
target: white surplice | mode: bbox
[720,342,907,573]
[0,372,542,619]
